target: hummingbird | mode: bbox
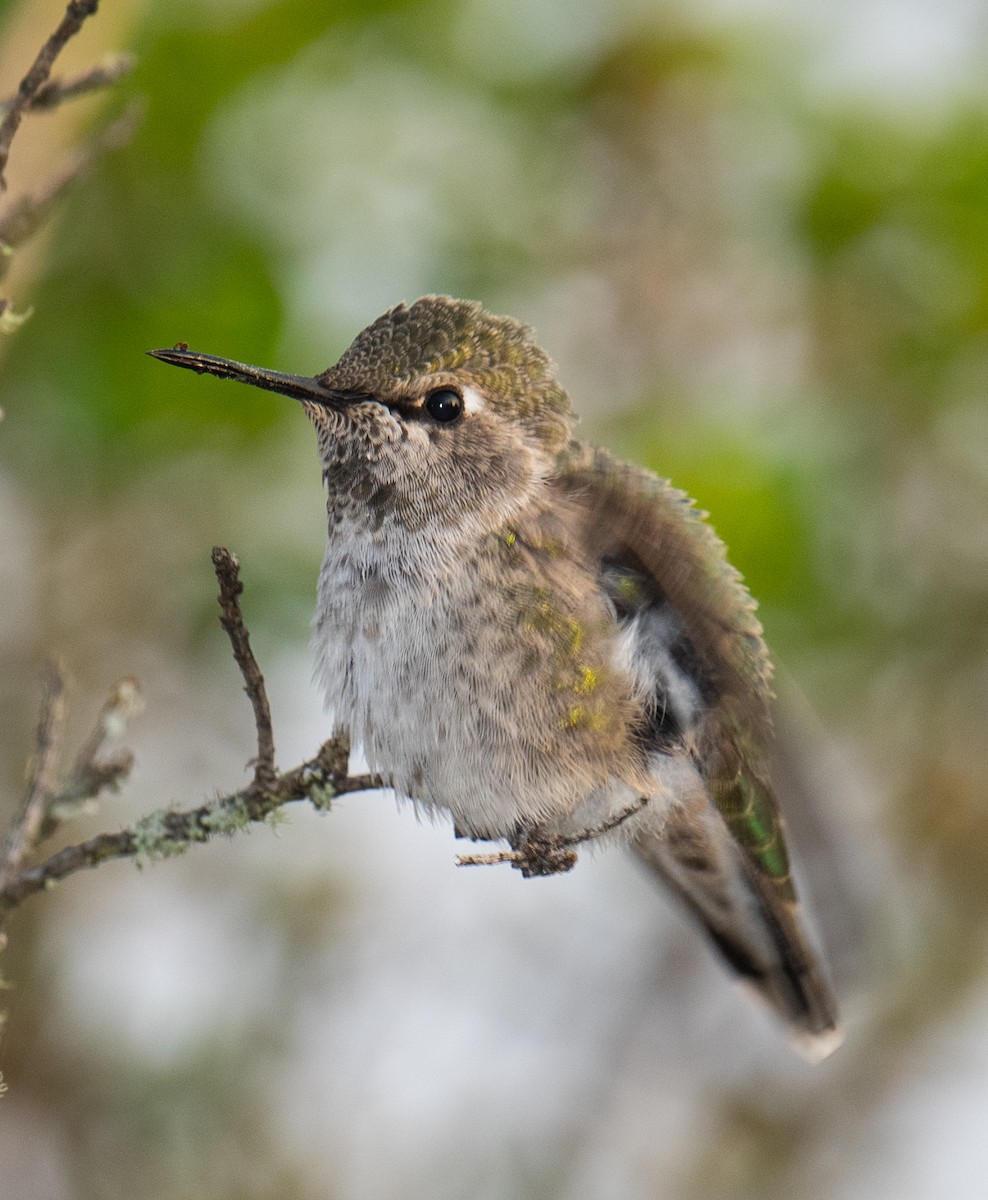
[150,295,841,1061]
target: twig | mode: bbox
[0,53,135,114]
[211,546,277,788]
[0,0,101,191]
[0,660,65,893]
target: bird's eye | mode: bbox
[424,388,464,424]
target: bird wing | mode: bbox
[554,441,841,1060]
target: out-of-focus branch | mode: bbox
[0,667,144,917]
[0,52,136,115]
[0,0,138,323]
[0,0,101,190]
[0,660,65,895]
[46,675,144,828]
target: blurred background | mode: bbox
[2,0,988,1196]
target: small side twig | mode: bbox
[0,0,101,191]
[211,547,277,789]
[0,660,65,893]
[0,52,136,115]
[46,675,144,826]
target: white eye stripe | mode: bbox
[461,385,486,415]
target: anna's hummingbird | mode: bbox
[150,295,841,1061]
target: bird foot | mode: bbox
[455,829,579,877]
[455,797,649,877]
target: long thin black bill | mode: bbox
[147,346,338,404]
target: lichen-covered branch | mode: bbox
[0,547,384,931]
[0,736,380,920]
[0,668,144,918]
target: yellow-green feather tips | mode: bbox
[518,585,614,735]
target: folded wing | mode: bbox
[556,442,842,1060]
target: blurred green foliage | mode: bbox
[4,0,407,475]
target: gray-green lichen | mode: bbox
[132,809,199,865]
[200,795,252,836]
[307,780,336,812]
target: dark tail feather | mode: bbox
[633,822,842,1063]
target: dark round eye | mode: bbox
[424,388,464,424]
